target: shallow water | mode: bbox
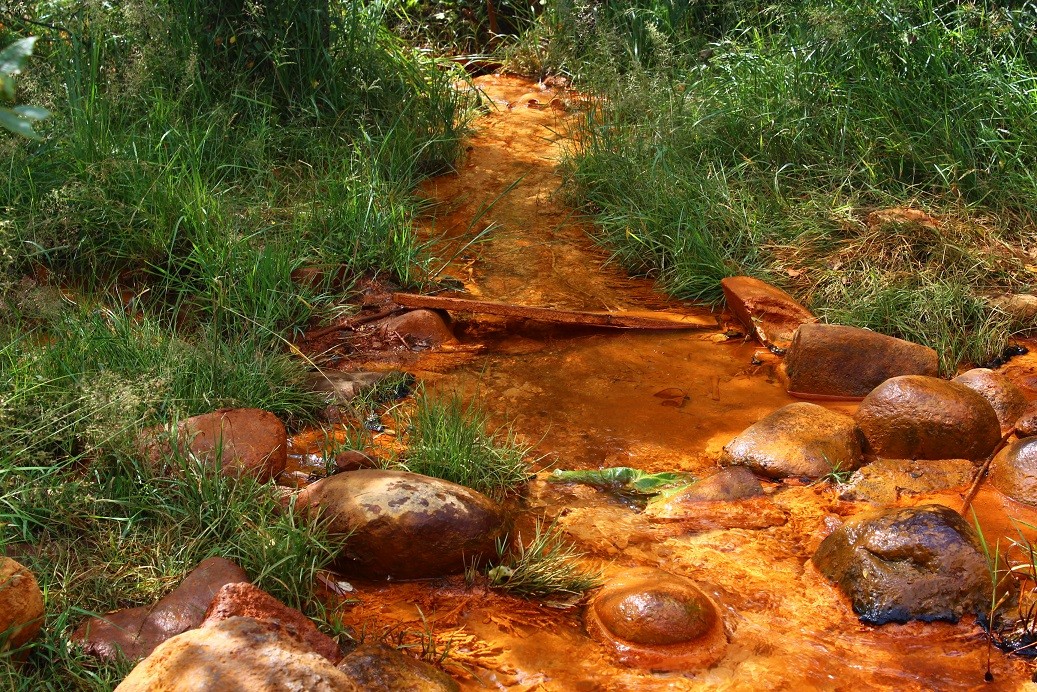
[292,75,1037,690]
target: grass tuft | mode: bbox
[487,518,602,601]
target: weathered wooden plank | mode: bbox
[393,293,716,330]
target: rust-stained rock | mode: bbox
[297,470,509,580]
[1018,402,1037,438]
[865,207,940,230]
[784,324,939,399]
[990,293,1037,323]
[812,504,989,625]
[0,557,44,653]
[644,495,787,528]
[720,276,816,350]
[854,376,1001,462]
[337,643,460,692]
[990,438,1037,505]
[585,567,727,671]
[837,458,975,505]
[657,467,763,503]
[304,370,390,404]
[142,408,287,481]
[74,557,249,661]
[378,309,456,348]
[721,402,865,479]
[952,368,1028,433]
[202,582,341,664]
[115,616,359,692]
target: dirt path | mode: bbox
[325,75,1037,690]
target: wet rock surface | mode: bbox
[337,643,460,692]
[991,293,1037,323]
[812,504,990,625]
[378,309,456,348]
[202,582,341,663]
[297,469,509,579]
[305,370,390,404]
[114,616,359,692]
[855,375,1001,461]
[722,402,865,479]
[660,467,763,503]
[990,437,1037,505]
[784,324,939,399]
[74,557,249,661]
[585,567,727,671]
[720,276,816,350]
[838,458,975,505]
[0,557,44,653]
[1016,401,1037,438]
[952,368,1028,433]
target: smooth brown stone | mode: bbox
[721,276,816,350]
[0,557,44,653]
[377,309,457,347]
[337,643,460,691]
[991,437,1037,505]
[952,368,1028,433]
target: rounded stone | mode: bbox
[990,437,1037,505]
[722,402,865,479]
[585,567,727,671]
[952,368,1028,433]
[812,504,989,625]
[662,467,764,504]
[379,310,456,347]
[1016,402,1037,438]
[0,557,44,654]
[297,470,509,580]
[854,375,1001,461]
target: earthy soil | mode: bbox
[293,75,1037,690]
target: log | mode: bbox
[392,293,717,330]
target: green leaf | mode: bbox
[0,108,44,139]
[0,37,38,101]
[548,467,695,495]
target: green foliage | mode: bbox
[487,518,601,601]
[0,37,49,139]
[549,466,694,495]
[401,391,531,499]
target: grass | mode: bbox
[486,518,601,601]
[399,390,532,500]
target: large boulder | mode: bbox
[297,470,509,580]
[585,567,727,671]
[202,582,341,664]
[337,643,460,692]
[0,557,44,653]
[74,557,248,661]
[721,402,865,479]
[990,438,1037,505]
[143,408,287,481]
[952,368,1028,434]
[784,324,939,399]
[812,504,990,625]
[720,276,816,351]
[115,617,359,692]
[854,376,1001,461]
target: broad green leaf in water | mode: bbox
[549,467,695,495]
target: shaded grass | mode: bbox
[487,518,601,601]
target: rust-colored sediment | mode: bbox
[297,75,1037,689]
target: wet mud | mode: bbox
[293,75,1037,689]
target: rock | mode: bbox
[115,617,359,692]
[142,408,287,481]
[74,557,249,661]
[721,402,865,479]
[585,567,727,671]
[304,370,390,405]
[990,293,1037,323]
[784,324,939,399]
[337,643,459,692]
[837,458,976,505]
[0,557,44,653]
[854,376,1001,462]
[297,470,509,580]
[334,449,378,472]
[865,207,940,230]
[990,437,1037,505]
[952,368,1028,433]
[202,582,341,664]
[1014,401,1037,438]
[720,276,816,350]
[653,467,763,504]
[378,310,456,348]
[812,504,990,625]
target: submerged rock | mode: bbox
[304,370,391,404]
[838,458,975,506]
[854,376,1001,461]
[115,616,359,692]
[990,438,1037,505]
[585,567,727,671]
[378,310,456,348]
[0,557,44,654]
[952,368,1028,433]
[720,276,816,350]
[656,467,763,503]
[721,402,865,479]
[297,470,508,580]
[202,582,341,664]
[74,557,249,661]
[1015,402,1037,438]
[812,504,989,625]
[783,324,939,399]
[337,643,460,692]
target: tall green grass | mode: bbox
[555,0,1037,370]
